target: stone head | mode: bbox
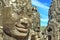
[2,7,33,38]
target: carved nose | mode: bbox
[21,22,28,27]
[20,18,29,28]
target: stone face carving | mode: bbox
[0,0,40,40]
[42,0,60,40]
[3,7,33,40]
[30,7,40,40]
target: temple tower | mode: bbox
[42,0,60,40]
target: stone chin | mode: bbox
[11,28,29,37]
[4,26,29,38]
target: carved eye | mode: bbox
[28,14,33,18]
[28,15,31,17]
[17,12,20,15]
[34,27,40,32]
[17,9,22,15]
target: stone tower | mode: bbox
[42,0,60,40]
[0,0,40,40]
[30,6,40,40]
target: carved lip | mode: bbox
[16,28,28,33]
[15,24,28,29]
[15,24,28,33]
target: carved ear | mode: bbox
[2,7,12,18]
[2,7,14,24]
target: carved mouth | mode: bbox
[15,24,28,33]
[15,23,28,29]
[17,28,28,33]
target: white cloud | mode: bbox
[40,13,48,17]
[41,18,49,22]
[31,0,49,26]
[32,0,49,9]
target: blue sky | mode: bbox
[31,0,52,26]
